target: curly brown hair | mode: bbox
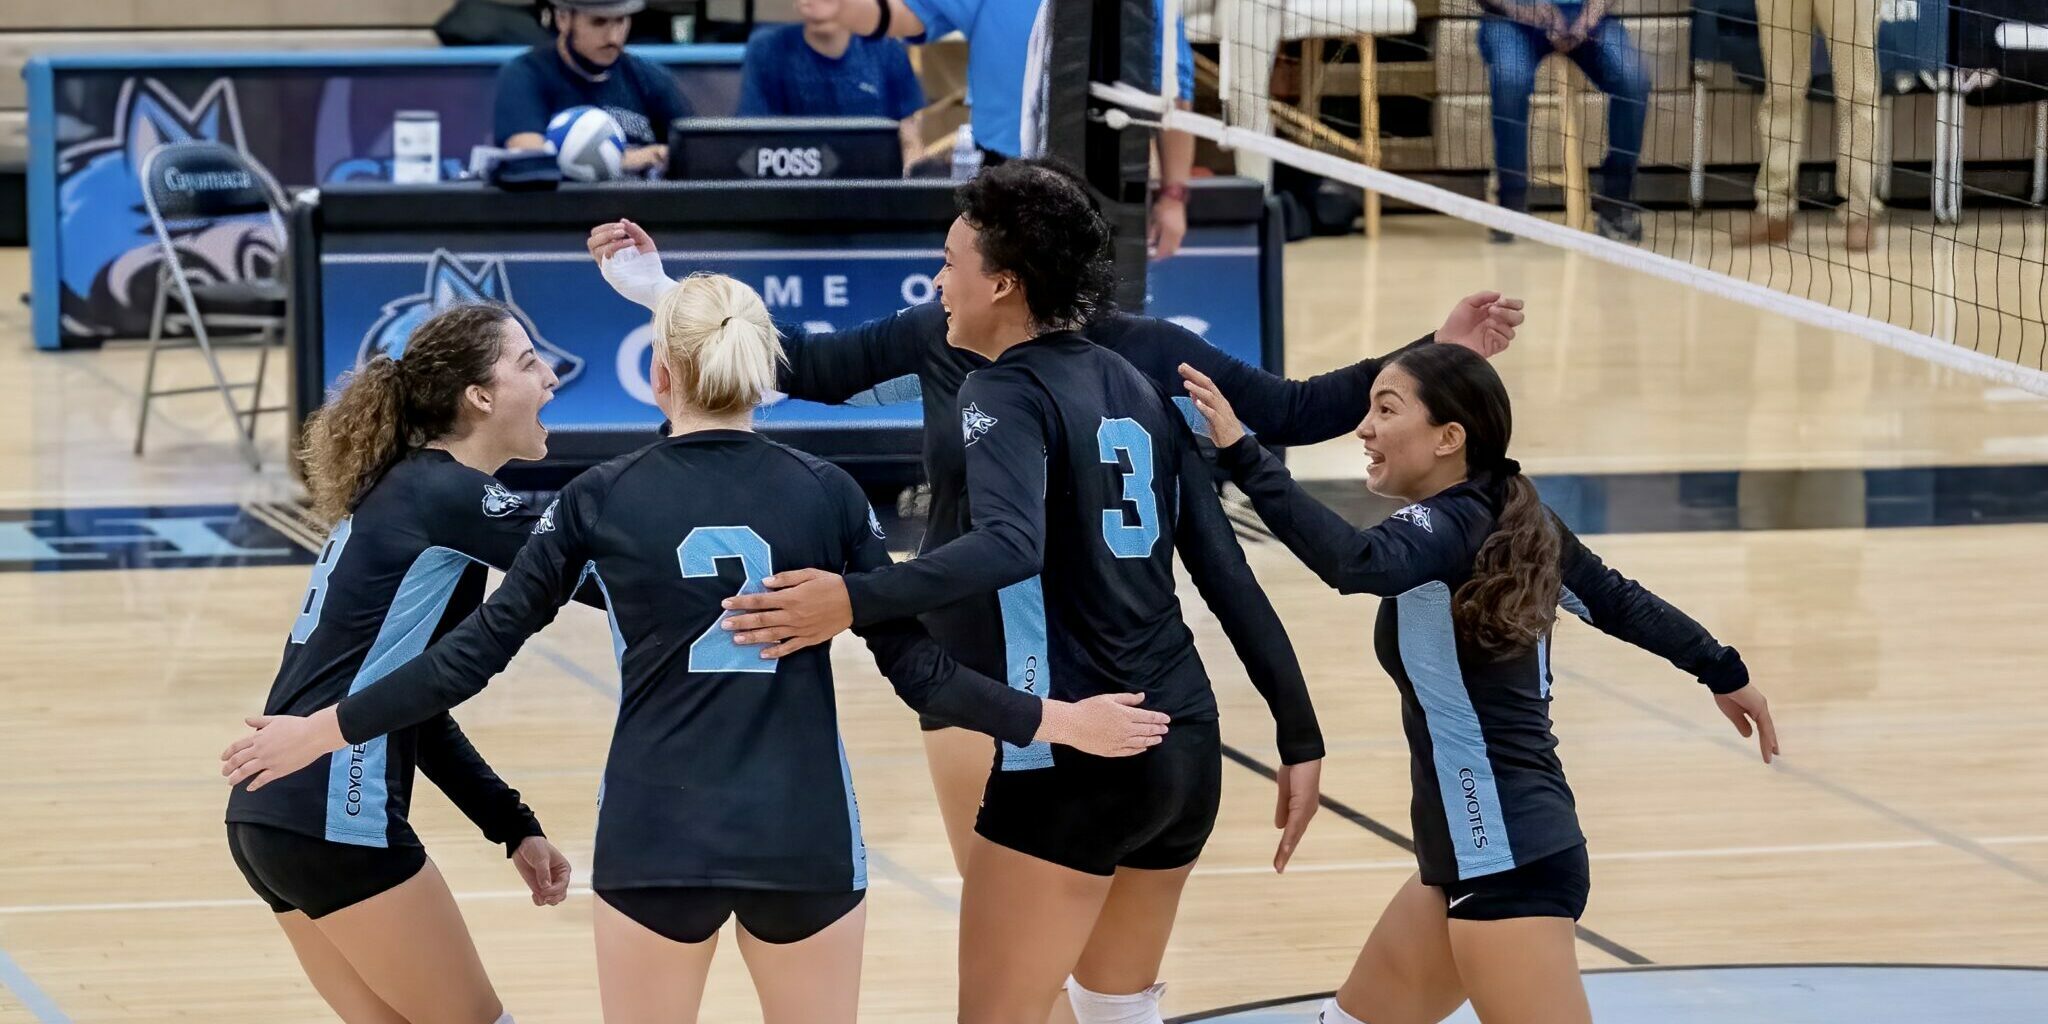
[300,303,513,525]
[1388,343,1560,657]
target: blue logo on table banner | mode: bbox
[359,250,587,388]
[57,77,272,342]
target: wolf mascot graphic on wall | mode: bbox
[359,250,585,387]
[56,77,274,341]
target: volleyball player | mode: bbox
[223,303,580,1024]
[586,208,1522,878]
[222,274,1170,1024]
[1181,345,1779,1024]
[703,161,1321,1024]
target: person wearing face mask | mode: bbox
[222,303,583,1024]
[1180,346,1778,1024]
[494,0,693,175]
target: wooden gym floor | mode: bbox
[0,221,2045,1022]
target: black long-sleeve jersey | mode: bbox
[1215,436,1750,884]
[840,331,1324,766]
[225,449,566,853]
[334,430,1045,892]
[777,304,1413,760]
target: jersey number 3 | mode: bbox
[1097,418,1161,558]
[678,526,778,674]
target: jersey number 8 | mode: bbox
[678,526,779,674]
[1098,418,1161,559]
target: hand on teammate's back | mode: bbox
[1436,291,1525,359]
[513,836,574,907]
[1714,684,1780,764]
[723,568,855,658]
[220,706,347,791]
[1273,758,1322,872]
[1177,363,1247,449]
[1035,693,1172,758]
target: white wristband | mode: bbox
[599,245,677,312]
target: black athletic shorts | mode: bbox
[596,887,866,945]
[1439,843,1590,921]
[226,821,427,919]
[976,718,1221,876]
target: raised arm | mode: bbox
[589,221,935,403]
[1170,430,1323,764]
[1554,516,1749,693]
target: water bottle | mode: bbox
[392,110,441,184]
[951,123,982,181]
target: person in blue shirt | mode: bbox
[813,0,1201,258]
[739,0,928,171]
[494,0,694,175]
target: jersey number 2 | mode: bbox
[1097,418,1161,558]
[678,526,778,674]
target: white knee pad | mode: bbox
[1065,977,1166,1024]
[1318,997,1369,1024]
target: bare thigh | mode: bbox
[1333,873,1468,1024]
[959,837,1116,1024]
[923,726,995,876]
[309,858,503,1024]
[591,893,721,1024]
[1446,916,1590,1024]
[735,899,867,1024]
[273,911,407,1024]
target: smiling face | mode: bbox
[466,318,559,462]
[1356,363,1466,501]
[934,215,1010,353]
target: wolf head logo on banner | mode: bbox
[359,250,587,388]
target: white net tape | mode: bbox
[1096,74,2048,396]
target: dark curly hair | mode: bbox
[954,158,1115,330]
[301,303,513,525]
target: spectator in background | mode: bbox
[817,0,1197,258]
[1478,0,1650,243]
[495,0,693,174]
[1734,0,1880,251]
[739,0,928,171]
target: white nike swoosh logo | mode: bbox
[1447,893,1476,909]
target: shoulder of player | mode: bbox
[757,439,866,514]
[1383,484,1492,547]
[388,451,529,523]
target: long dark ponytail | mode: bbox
[300,303,513,525]
[1389,343,1560,657]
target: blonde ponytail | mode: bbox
[652,273,784,416]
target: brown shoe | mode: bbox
[1844,220,1875,252]
[1731,215,1792,246]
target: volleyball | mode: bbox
[544,105,627,182]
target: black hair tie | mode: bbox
[1496,457,1523,477]
[720,316,733,328]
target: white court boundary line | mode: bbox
[1092,82,2048,398]
[8,834,2047,917]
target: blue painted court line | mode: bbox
[0,947,72,1024]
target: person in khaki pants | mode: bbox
[1734,0,1882,251]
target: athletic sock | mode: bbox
[1066,977,1166,1024]
[1318,997,1369,1024]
